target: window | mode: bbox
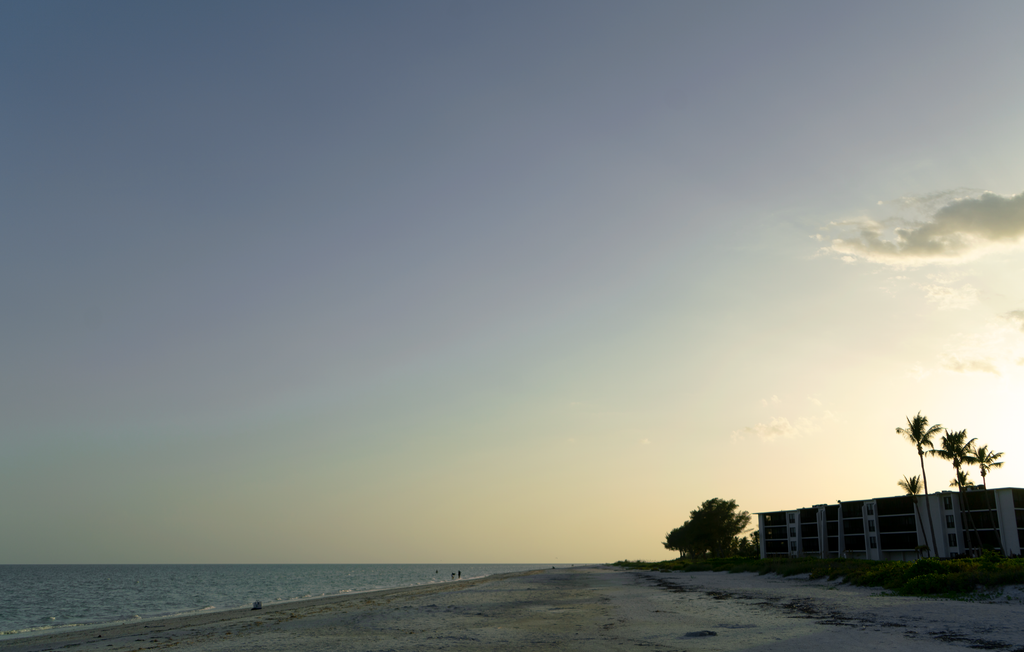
[866,504,874,515]
[790,527,796,537]
[790,541,797,551]
[944,496,953,510]
[870,536,877,549]
[946,515,955,529]
[868,520,875,532]
[789,514,795,523]
[948,533,957,548]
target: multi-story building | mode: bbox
[757,487,1024,560]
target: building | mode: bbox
[757,487,1024,560]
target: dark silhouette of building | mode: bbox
[757,487,1024,560]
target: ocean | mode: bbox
[0,563,569,638]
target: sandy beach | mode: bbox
[3,566,1023,652]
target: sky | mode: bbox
[3,1,1024,564]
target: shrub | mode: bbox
[613,555,1024,598]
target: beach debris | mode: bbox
[252,601,262,610]
[684,630,717,637]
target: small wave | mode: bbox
[2,622,88,637]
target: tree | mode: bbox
[971,443,1005,551]
[896,412,942,559]
[972,444,1004,490]
[949,469,974,488]
[932,428,980,555]
[663,521,708,559]
[663,524,690,559]
[745,528,761,552]
[897,475,928,558]
[735,530,760,558]
[663,499,751,559]
[689,498,751,558]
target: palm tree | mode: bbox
[973,444,1004,490]
[932,429,980,555]
[897,475,928,558]
[896,412,942,558]
[972,443,1005,552]
[949,469,974,488]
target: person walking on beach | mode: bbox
[458,571,461,579]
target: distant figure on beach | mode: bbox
[451,572,455,580]
[458,571,461,579]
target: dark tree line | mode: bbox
[663,498,754,559]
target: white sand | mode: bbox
[2,566,1022,651]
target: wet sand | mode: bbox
[3,566,1023,651]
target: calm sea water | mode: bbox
[0,564,570,638]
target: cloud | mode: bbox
[827,191,1024,267]
[759,395,780,407]
[941,356,1000,375]
[926,271,964,284]
[933,314,1024,376]
[733,401,841,444]
[917,283,978,310]
[1008,310,1024,332]
[739,417,807,442]
[733,411,838,443]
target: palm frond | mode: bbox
[896,412,942,452]
[973,444,1005,471]
[897,474,922,496]
[949,468,973,488]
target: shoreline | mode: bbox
[0,569,543,648]
[3,566,1023,651]
[0,564,561,639]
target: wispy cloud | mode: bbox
[906,312,1024,378]
[1007,311,1024,333]
[825,191,1024,267]
[916,283,978,310]
[735,416,808,442]
[733,410,837,444]
[941,356,1000,375]
[934,314,1024,376]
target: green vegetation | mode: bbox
[663,498,754,559]
[612,553,1024,598]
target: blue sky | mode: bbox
[3,1,1024,563]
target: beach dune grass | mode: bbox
[613,552,1024,597]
